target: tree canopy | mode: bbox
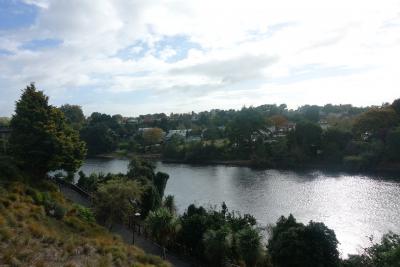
[60,104,85,130]
[9,83,86,178]
[268,214,340,267]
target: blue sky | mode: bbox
[1,0,400,116]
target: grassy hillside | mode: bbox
[0,180,170,267]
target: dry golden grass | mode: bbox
[0,182,170,267]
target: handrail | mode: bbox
[52,176,92,199]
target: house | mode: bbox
[276,122,296,133]
[318,120,330,130]
[165,129,189,140]
[126,118,138,124]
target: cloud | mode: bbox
[0,0,400,116]
[170,54,278,83]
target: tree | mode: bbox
[269,114,288,128]
[178,204,209,258]
[60,104,85,130]
[342,232,400,267]
[392,98,400,115]
[9,83,86,178]
[154,172,169,199]
[163,195,177,214]
[300,105,321,122]
[93,177,143,229]
[295,121,322,158]
[227,107,264,155]
[146,207,179,258]
[321,128,352,163]
[268,214,340,267]
[236,227,263,267]
[127,156,156,180]
[386,127,400,161]
[143,128,164,145]
[203,225,233,266]
[353,107,398,139]
[0,117,10,126]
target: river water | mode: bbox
[79,158,400,257]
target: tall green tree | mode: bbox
[353,107,398,139]
[236,227,264,267]
[93,177,143,229]
[295,121,323,158]
[268,214,340,267]
[203,225,233,266]
[9,84,86,178]
[227,107,264,155]
[60,104,85,130]
[392,98,400,115]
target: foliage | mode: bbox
[146,207,179,248]
[0,182,169,266]
[154,172,169,199]
[9,84,86,179]
[76,171,112,192]
[343,232,400,267]
[60,104,85,130]
[177,203,264,266]
[294,121,323,158]
[0,117,10,127]
[268,214,340,267]
[386,127,400,161]
[227,107,264,156]
[392,98,400,115]
[0,156,23,181]
[73,204,96,223]
[143,127,164,145]
[80,122,118,155]
[203,225,233,266]
[353,107,398,139]
[127,156,156,180]
[321,128,352,163]
[163,195,177,214]
[236,227,264,267]
[93,177,143,229]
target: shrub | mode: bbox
[74,204,96,223]
[53,203,67,220]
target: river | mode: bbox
[79,158,400,257]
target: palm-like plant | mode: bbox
[146,207,179,258]
[203,225,233,266]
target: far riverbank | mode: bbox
[93,152,400,176]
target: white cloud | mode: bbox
[1,0,400,115]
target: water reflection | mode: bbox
[79,158,400,257]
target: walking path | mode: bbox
[59,184,192,267]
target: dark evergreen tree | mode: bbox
[9,83,86,179]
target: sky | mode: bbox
[1,0,400,117]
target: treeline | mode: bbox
[4,84,398,172]
[2,84,400,267]
[58,96,400,172]
[163,100,400,172]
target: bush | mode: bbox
[53,203,67,220]
[74,204,96,223]
[0,156,22,181]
